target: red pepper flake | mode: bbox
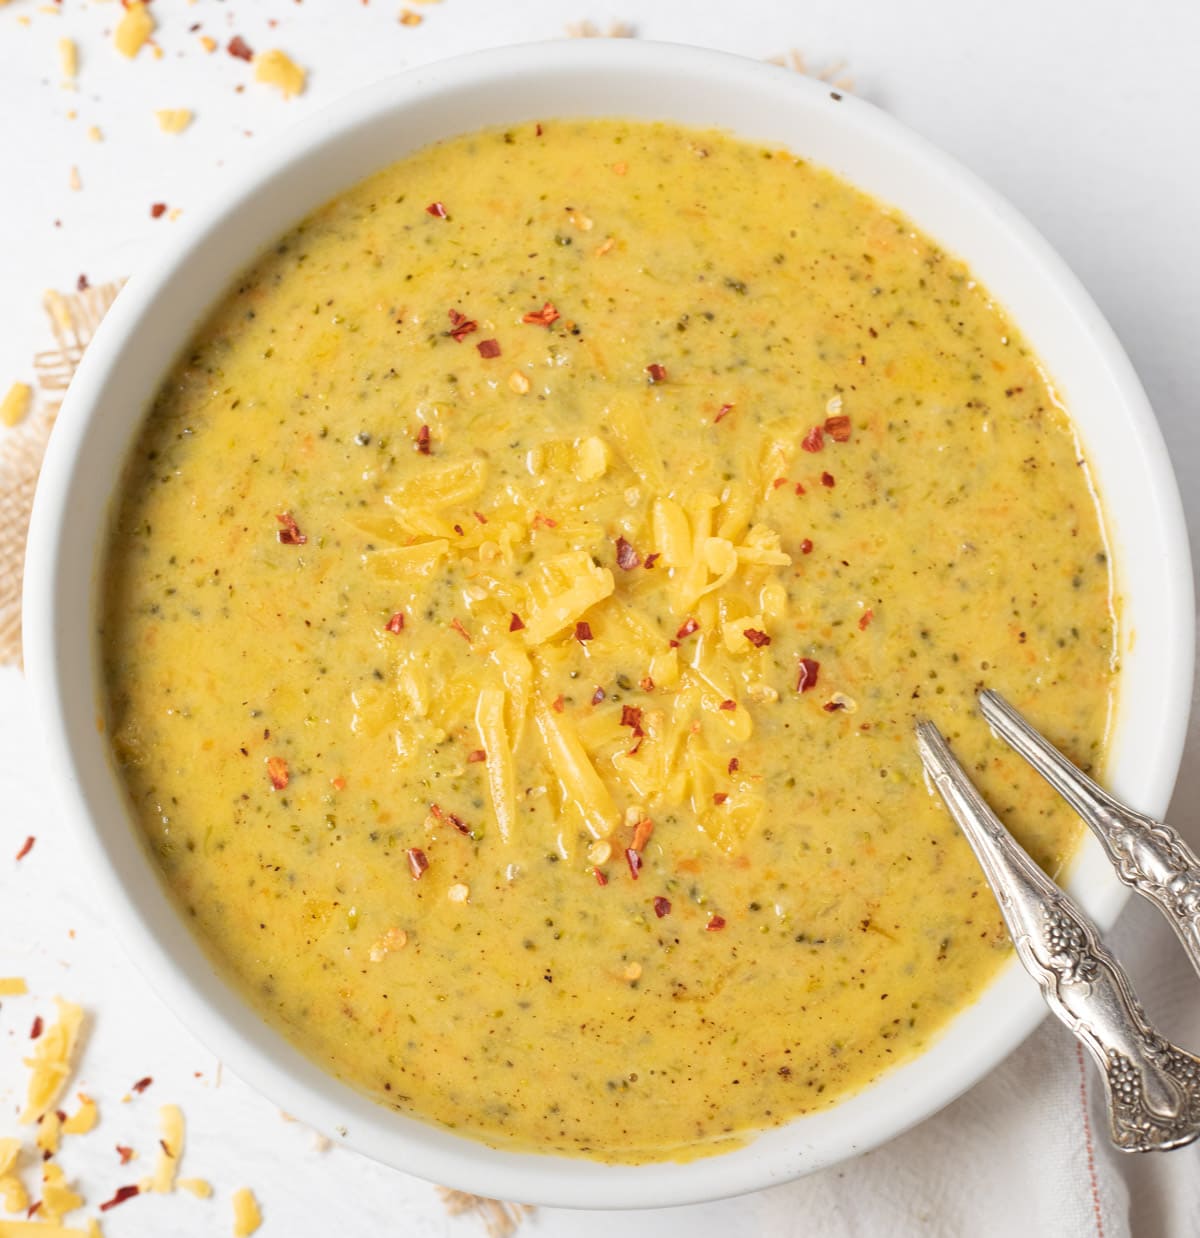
[332,777,346,791]
[30,1016,43,1039]
[625,847,642,879]
[415,423,432,454]
[591,686,606,705]
[522,301,560,327]
[713,792,728,805]
[772,477,788,490]
[531,512,558,530]
[552,694,565,713]
[620,705,644,736]
[429,802,471,834]
[446,308,477,341]
[99,1185,141,1212]
[28,1202,41,1219]
[266,757,289,790]
[643,552,660,569]
[276,512,306,545]
[467,748,487,764]
[116,1145,134,1164]
[535,123,544,137]
[821,471,836,488]
[227,35,253,60]
[858,608,874,631]
[706,914,727,932]
[631,818,654,852]
[425,201,448,218]
[15,835,34,861]
[149,202,167,219]
[653,896,671,918]
[473,510,488,525]
[476,338,502,359]
[794,482,807,496]
[593,867,608,887]
[825,414,852,441]
[131,1076,153,1094]
[718,699,737,711]
[675,617,699,641]
[645,363,667,383]
[800,538,814,555]
[714,403,734,424]
[639,676,655,692]
[615,536,641,570]
[76,273,90,292]
[796,658,820,693]
[727,757,740,774]
[384,611,405,634]
[801,425,825,453]
[574,621,593,643]
[406,848,429,879]
[823,699,847,712]
[453,524,464,536]
[743,628,771,648]
[509,612,525,632]
[449,617,472,643]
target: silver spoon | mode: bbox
[916,712,1200,1152]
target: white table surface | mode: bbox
[2,2,1199,1235]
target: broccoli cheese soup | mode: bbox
[101,119,1117,1162]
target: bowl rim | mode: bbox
[23,37,1194,1210]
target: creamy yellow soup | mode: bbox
[102,119,1116,1162]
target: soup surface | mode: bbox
[102,119,1116,1161]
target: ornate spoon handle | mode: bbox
[917,721,1200,1152]
[979,690,1200,983]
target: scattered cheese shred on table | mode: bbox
[149,1104,184,1193]
[0,1225,90,1238]
[113,2,154,58]
[253,49,306,98]
[19,997,84,1124]
[0,385,31,429]
[177,1178,212,1199]
[61,1095,97,1135]
[40,1164,83,1225]
[0,977,28,995]
[36,1109,63,1156]
[231,1187,262,1236]
[58,37,76,80]
[0,1175,29,1215]
[155,109,193,135]
[0,1142,19,1176]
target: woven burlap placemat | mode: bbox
[0,282,122,666]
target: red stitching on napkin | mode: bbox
[1075,1042,1106,1238]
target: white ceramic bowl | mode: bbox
[24,39,1194,1209]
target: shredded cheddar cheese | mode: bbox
[149,1104,184,1192]
[20,998,83,1124]
[231,1187,262,1237]
[36,1109,63,1157]
[113,2,154,58]
[0,977,28,996]
[253,49,306,99]
[61,1095,97,1136]
[58,37,77,80]
[155,109,193,135]
[0,1224,90,1237]
[0,385,31,429]
[39,1164,83,1225]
